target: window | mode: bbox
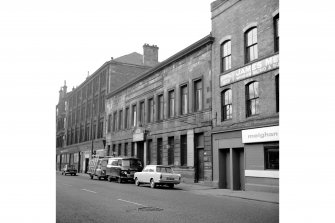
[274,15,279,52]
[139,101,145,125]
[99,93,105,113]
[85,124,89,141]
[148,98,154,123]
[194,80,202,112]
[118,144,122,156]
[113,112,117,131]
[81,105,85,121]
[221,40,231,72]
[98,119,103,138]
[124,143,128,156]
[107,114,111,132]
[147,139,152,165]
[180,135,187,166]
[125,107,129,129]
[132,104,137,127]
[168,90,175,118]
[276,75,279,112]
[92,123,96,139]
[221,89,232,121]
[157,94,164,121]
[131,142,135,157]
[265,146,279,169]
[112,144,116,156]
[168,137,174,165]
[118,110,123,130]
[180,85,188,115]
[93,96,98,115]
[157,138,163,165]
[246,82,259,117]
[245,27,258,63]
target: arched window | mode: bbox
[246,82,259,117]
[245,27,258,63]
[221,40,231,72]
[221,89,232,121]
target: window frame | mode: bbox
[147,97,154,123]
[246,81,260,117]
[193,78,203,112]
[157,94,164,121]
[118,109,123,130]
[221,89,232,121]
[221,40,232,72]
[131,104,137,127]
[125,106,129,129]
[139,100,145,125]
[168,89,175,118]
[180,83,189,115]
[113,111,117,132]
[245,27,258,63]
[264,146,279,170]
[274,14,279,52]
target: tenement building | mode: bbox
[56,46,158,172]
[210,0,279,192]
[105,35,214,184]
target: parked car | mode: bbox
[134,165,181,188]
[87,156,109,180]
[106,157,143,183]
[61,164,77,176]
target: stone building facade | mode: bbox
[105,35,214,184]
[210,0,279,192]
[56,46,157,172]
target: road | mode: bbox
[56,174,279,223]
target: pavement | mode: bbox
[61,171,279,204]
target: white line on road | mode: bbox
[117,199,147,206]
[81,189,97,193]
[62,184,72,186]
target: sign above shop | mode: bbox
[220,54,279,87]
[242,126,279,143]
[133,127,146,142]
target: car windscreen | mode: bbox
[122,159,142,168]
[156,167,173,173]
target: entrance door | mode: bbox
[232,148,245,190]
[137,142,144,164]
[85,158,89,173]
[196,148,204,182]
[219,149,230,189]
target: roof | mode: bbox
[114,52,144,66]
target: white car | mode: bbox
[134,165,181,189]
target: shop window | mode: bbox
[274,15,279,52]
[265,146,279,169]
[245,27,258,63]
[221,40,231,72]
[180,85,188,115]
[194,79,203,112]
[246,81,259,117]
[221,89,232,121]
[168,90,175,118]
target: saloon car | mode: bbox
[134,165,181,188]
[61,164,77,176]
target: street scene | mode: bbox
[56,0,279,222]
[57,173,278,223]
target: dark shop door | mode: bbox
[137,142,144,164]
[85,158,89,173]
[196,148,204,182]
[219,149,230,189]
[232,148,245,190]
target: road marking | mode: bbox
[81,189,97,193]
[117,199,147,206]
[62,183,72,186]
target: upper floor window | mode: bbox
[246,81,259,117]
[221,89,232,121]
[148,98,154,123]
[274,15,279,52]
[245,27,258,63]
[168,90,175,118]
[194,80,203,112]
[221,40,231,72]
[180,85,188,115]
[113,112,117,131]
[125,107,129,129]
[107,114,111,132]
[118,110,123,130]
[157,94,164,121]
[139,101,145,125]
[132,104,137,127]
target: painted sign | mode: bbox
[242,126,279,143]
[133,128,145,142]
[220,54,279,87]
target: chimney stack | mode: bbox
[143,44,159,67]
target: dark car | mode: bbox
[106,157,143,183]
[61,164,77,176]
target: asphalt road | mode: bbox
[56,174,279,223]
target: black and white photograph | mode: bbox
[1,0,335,222]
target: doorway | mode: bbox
[196,148,204,182]
[219,149,230,189]
[232,148,245,190]
[137,142,144,164]
[84,158,89,173]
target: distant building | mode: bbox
[210,0,279,192]
[105,35,214,184]
[56,46,158,172]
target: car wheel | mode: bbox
[108,176,112,182]
[135,178,140,186]
[150,179,156,189]
[168,184,174,189]
[90,174,93,179]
